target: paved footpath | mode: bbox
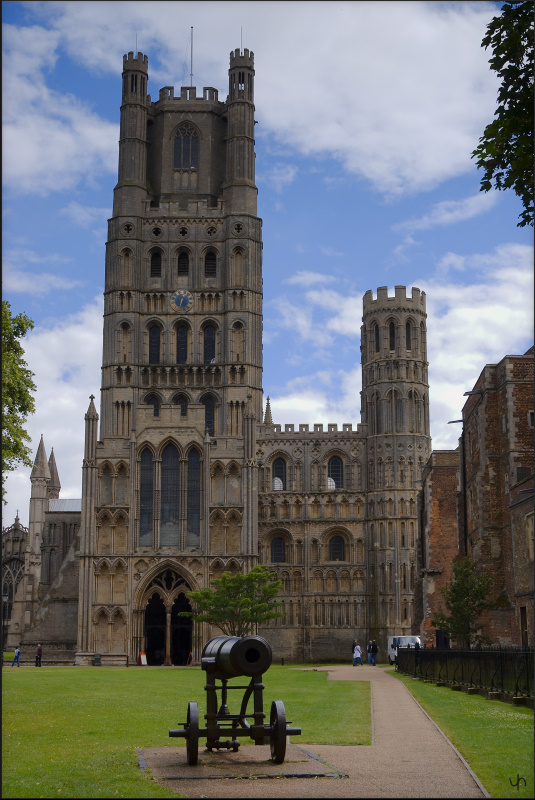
[141,664,489,798]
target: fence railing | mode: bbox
[396,647,534,697]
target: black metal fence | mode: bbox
[396,647,534,697]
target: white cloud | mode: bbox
[393,192,498,235]
[60,202,111,228]
[320,246,344,258]
[5,1,499,198]
[265,242,533,452]
[3,268,83,295]
[2,22,118,195]
[2,248,83,294]
[3,297,103,527]
[260,163,298,193]
[284,271,336,286]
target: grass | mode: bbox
[392,670,534,799]
[4,663,532,799]
[2,664,370,798]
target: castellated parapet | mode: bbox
[363,285,426,312]
[123,52,148,70]
[229,48,255,68]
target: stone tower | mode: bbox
[75,49,263,666]
[360,286,430,639]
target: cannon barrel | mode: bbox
[201,635,272,679]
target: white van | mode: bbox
[387,635,422,665]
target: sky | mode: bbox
[2,0,533,528]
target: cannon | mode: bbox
[169,634,301,765]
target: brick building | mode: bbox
[420,348,534,647]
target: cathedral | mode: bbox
[3,47,432,665]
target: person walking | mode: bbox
[36,644,42,667]
[367,640,373,664]
[370,639,378,665]
[353,642,364,666]
[11,646,20,667]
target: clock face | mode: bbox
[170,289,193,313]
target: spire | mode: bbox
[86,394,98,419]
[263,396,273,425]
[31,435,51,481]
[47,448,61,499]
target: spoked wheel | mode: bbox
[269,700,287,764]
[185,701,199,765]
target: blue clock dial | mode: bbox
[171,290,193,313]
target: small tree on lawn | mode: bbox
[182,565,285,637]
[431,557,493,648]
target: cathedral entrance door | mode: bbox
[170,593,193,665]
[144,593,166,665]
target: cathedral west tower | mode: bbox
[76,49,263,666]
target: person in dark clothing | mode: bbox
[36,644,42,667]
[370,640,378,665]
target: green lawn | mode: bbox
[2,665,370,798]
[392,670,534,800]
[4,664,532,799]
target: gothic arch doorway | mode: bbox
[141,568,193,665]
[171,593,193,666]
[145,594,166,665]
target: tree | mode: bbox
[431,557,493,648]
[181,566,285,637]
[2,301,36,502]
[471,1,534,227]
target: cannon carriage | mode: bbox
[169,634,301,764]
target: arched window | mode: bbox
[389,321,396,351]
[203,396,215,436]
[148,324,160,364]
[272,458,286,490]
[204,324,216,363]
[160,443,180,546]
[420,321,426,357]
[187,449,201,547]
[150,251,162,277]
[173,394,188,416]
[176,325,188,364]
[374,323,380,353]
[120,322,131,363]
[177,251,189,276]
[329,535,345,561]
[145,393,159,417]
[406,321,412,350]
[2,559,24,621]
[271,537,285,563]
[139,448,154,545]
[328,456,343,489]
[205,251,217,278]
[174,124,199,169]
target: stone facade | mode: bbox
[3,48,432,664]
[10,47,531,664]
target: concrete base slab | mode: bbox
[139,743,346,781]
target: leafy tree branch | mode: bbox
[472,1,534,227]
[180,565,285,638]
[431,557,493,648]
[2,301,36,502]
